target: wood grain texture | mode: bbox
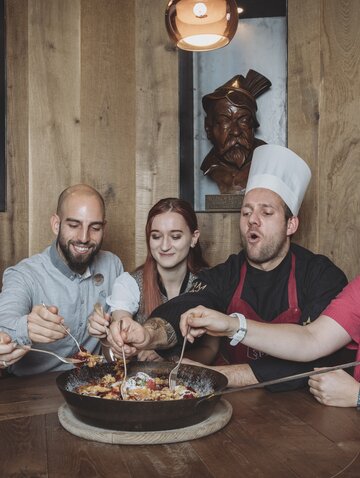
[317,0,360,280]
[81,0,136,271]
[28,0,81,254]
[58,400,232,444]
[288,0,360,280]
[287,0,321,252]
[197,212,241,267]
[134,0,179,267]
[0,1,29,278]
[3,0,360,283]
[2,373,360,478]
[0,415,48,476]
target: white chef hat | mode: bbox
[245,144,312,215]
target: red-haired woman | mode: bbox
[88,198,216,362]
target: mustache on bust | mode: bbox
[222,140,253,167]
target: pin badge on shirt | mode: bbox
[93,273,104,286]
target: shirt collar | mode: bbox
[49,241,91,280]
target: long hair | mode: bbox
[142,198,208,317]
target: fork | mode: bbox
[42,302,82,352]
[94,304,127,397]
[94,302,115,361]
[119,319,128,400]
[17,346,84,364]
[168,328,188,390]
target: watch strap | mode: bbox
[228,312,247,346]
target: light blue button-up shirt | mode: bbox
[0,242,123,375]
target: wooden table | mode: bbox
[0,372,359,478]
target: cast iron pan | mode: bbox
[56,361,228,431]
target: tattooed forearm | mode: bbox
[144,318,178,349]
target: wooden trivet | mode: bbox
[58,399,232,445]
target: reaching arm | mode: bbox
[181,306,352,362]
[242,315,351,361]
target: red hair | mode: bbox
[141,198,208,317]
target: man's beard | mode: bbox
[240,231,288,266]
[57,230,102,273]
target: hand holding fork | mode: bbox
[42,303,82,352]
[93,304,128,398]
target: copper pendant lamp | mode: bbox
[165,0,239,52]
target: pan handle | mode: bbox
[199,359,360,402]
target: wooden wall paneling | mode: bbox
[80,0,136,271]
[318,0,360,280]
[0,1,29,279]
[287,0,321,252]
[134,0,179,267]
[197,212,241,267]
[28,0,81,255]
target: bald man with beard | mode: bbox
[0,184,124,376]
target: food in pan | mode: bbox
[72,346,104,368]
[75,367,199,401]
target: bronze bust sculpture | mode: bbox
[201,70,271,194]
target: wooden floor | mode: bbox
[0,372,359,477]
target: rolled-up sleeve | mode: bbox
[106,272,140,314]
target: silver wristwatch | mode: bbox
[228,312,247,346]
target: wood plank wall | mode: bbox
[288,0,360,280]
[0,0,177,278]
[135,0,179,265]
[0,1,29,276]
[1,0,360,283]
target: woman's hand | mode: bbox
[106,314,149,358]
[308,368,360,407]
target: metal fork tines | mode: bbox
[17,346,84,364]
[168,331,188,390]
[119,320,128,400]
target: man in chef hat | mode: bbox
[103,145,355,391]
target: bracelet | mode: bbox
[228,312,247,346]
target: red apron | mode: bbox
[223,254,301,364]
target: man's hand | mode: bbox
[180,305,239,342]
[0,332,28,367]
[308,368,360,407]
[27,304,67,343]
[88,308,111,339]
[106,316,177,358]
